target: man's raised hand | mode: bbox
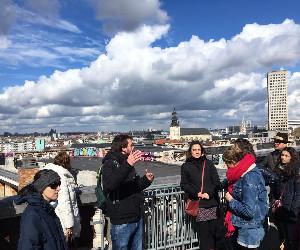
[127,150,142,166]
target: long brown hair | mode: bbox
[53,152,71,171]
[186,140,205,161]
[274,147,299,179]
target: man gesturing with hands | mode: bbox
[102,135,154,250]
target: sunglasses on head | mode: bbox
[48,181,61,189]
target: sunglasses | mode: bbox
[48,181,61,189]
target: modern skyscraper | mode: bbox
[267,69,288,131]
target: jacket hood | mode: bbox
[102,151,127,164]
[14,193,55,214]
[44,163,73,178]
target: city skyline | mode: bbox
[1,0,300,133]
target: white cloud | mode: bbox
[1,19,300,132]
[0,36,12,49]
[288,72,300,118]
[93,0,169,35]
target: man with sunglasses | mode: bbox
[102,135,154,250]
[262,132,290,171]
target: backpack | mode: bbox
[95,159,120,212]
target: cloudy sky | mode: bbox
[1,0,300,134]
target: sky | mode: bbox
[1,0,300,134]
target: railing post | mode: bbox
[91,206,108,249]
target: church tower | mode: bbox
[170,108,180,140]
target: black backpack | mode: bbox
[95,159,119,212]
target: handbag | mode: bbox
[185,160,206,216]
[66,234,77,250]
[270,181,287,214]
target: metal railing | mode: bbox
[142,183,198,249]
[95,183,227,250]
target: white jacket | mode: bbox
[44,163,81,236]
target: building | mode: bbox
[288,120,300,130]
[267,70,288,131]
[169,108,212,142]
[170,108,180,140]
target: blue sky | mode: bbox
[1,0,300,133]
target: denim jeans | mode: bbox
[110,218,143,250]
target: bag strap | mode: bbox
[198,160,206,201]
[279,181,287,200]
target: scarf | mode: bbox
[224,154,256,237]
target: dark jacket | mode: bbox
[180,156,220,208]
[263,150,281,171]
[14,193,67,250]
[220,161,279,190]
[274,175,300,223]
[256,162,279,185]
[102,151,152,225]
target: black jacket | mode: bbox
[262,150,281,171]
[14,193,67,250]
[181,156,220,208]
[274,175,300,223]
[256,162,279,185]
[102,151,152,225]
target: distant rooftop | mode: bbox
[180,128,211,136]
[70,143,111,148]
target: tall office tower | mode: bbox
[267,69,288,131]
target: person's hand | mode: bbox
[145,169,154,182]
[197,192,209,199]
[200,193,209,199]
[127,150,142,166]
[66,228,73,235]
[225,192,233,202]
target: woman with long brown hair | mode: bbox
[272,147,300,249]
[44,152,81,238]
[181,140,220,250]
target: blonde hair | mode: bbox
[222,147,244,164]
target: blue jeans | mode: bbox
[110,218,143,250]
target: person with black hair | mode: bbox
[262,132,290,172]
[272,147,300,249]
[15,169,67,250]
[102,134,154,250]
[181,140,220,250]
